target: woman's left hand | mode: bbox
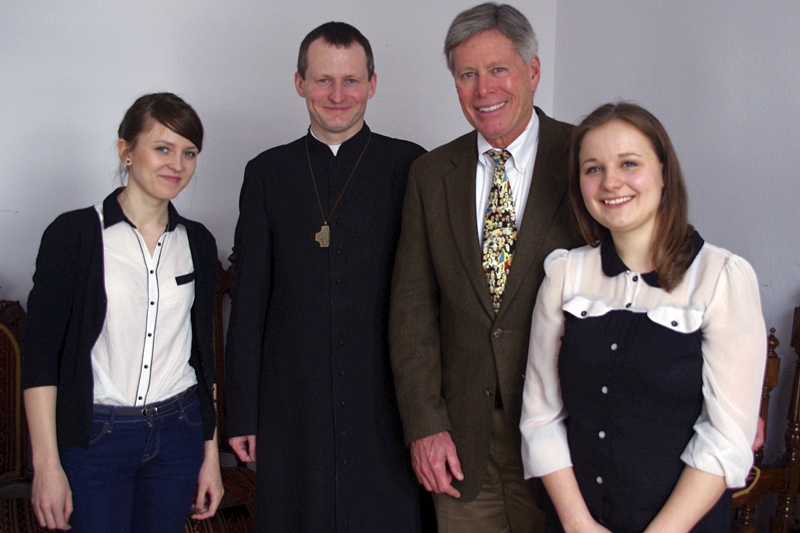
[191,439,224,520]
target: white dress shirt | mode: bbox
[475,111,540,244]
[91,202,197,407]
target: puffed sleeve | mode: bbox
[680,254,766,488]
[520,248,573,478]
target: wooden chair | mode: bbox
[0,297,46,532]
[732,312,800,532]
[0,298,28,494]
[185,254,257,532]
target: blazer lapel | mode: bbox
[501,110,569,313]
[443,133,496,317]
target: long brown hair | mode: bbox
[569,103,694,291]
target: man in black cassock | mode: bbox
[225,21,426,532]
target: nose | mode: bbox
[167,151,184,171]
[600,169,623,190]
[330,81,345,102]
[475,75,494,97]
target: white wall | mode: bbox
[0,0,557,303]
[554,0,800,469]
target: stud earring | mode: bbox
[125,159,131,165]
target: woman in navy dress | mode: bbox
[520,103,765,533]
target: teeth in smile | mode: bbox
[479,102,505,112]
[604,196,633,205]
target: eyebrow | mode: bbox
[580,152,642,165]
[151,139,198,151]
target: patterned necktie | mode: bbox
[482,149,517,313]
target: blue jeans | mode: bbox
[59,388,205,533]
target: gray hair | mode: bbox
[444,3,537,74]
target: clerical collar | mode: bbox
[305,124,371,158]
[600,231,705,288]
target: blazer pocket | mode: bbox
[175,272,196,285]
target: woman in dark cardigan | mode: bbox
[23,93,222,532]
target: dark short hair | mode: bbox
[444,2,537,74]
[569,102,694,292]
[118,92,204,152]
[297,22,374,80]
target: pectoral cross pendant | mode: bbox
[315,224,331,248]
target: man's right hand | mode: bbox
[228,435,257,463]
[410,431,464,498]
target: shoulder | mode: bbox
[246,136,305,171]
[694,241,759,285]
[544,245,597,275]
[369,131,426,160]
[536,107,574,139]
[411,131,476,173]
[181,218,217,251]
[42,205,99,242]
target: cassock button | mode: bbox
[598,431,606,439]
[601,386,608,394]
[610,343,618,351]
[596,476,603,484]
[493,328,502,339]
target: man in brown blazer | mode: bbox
[389,3,579,531]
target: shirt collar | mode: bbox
[102,187,183,232]
[476,110,540,173]
[600,230,705,288]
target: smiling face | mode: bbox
[452,29,540,149]
[118,121,198,204]
[578,120,665,243]
[295,38,376,145]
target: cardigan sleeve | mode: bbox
[680,253,766,488]
[520,248,573,478]
[22,213,84,389]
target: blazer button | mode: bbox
[493,328,502,339]
[484,388,491,397]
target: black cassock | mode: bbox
[226,124,426,532]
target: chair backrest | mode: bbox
[732,318,800,532]
[0,299,27,485]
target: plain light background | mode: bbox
[2,0,799,500]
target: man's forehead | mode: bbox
[305,39,370,75]
[453,30,522,67]
[309,38,367,56]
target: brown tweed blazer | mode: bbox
[389,107,578,501]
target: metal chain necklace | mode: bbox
[305,131,372,248]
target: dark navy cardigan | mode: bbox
[22,190,218,447]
